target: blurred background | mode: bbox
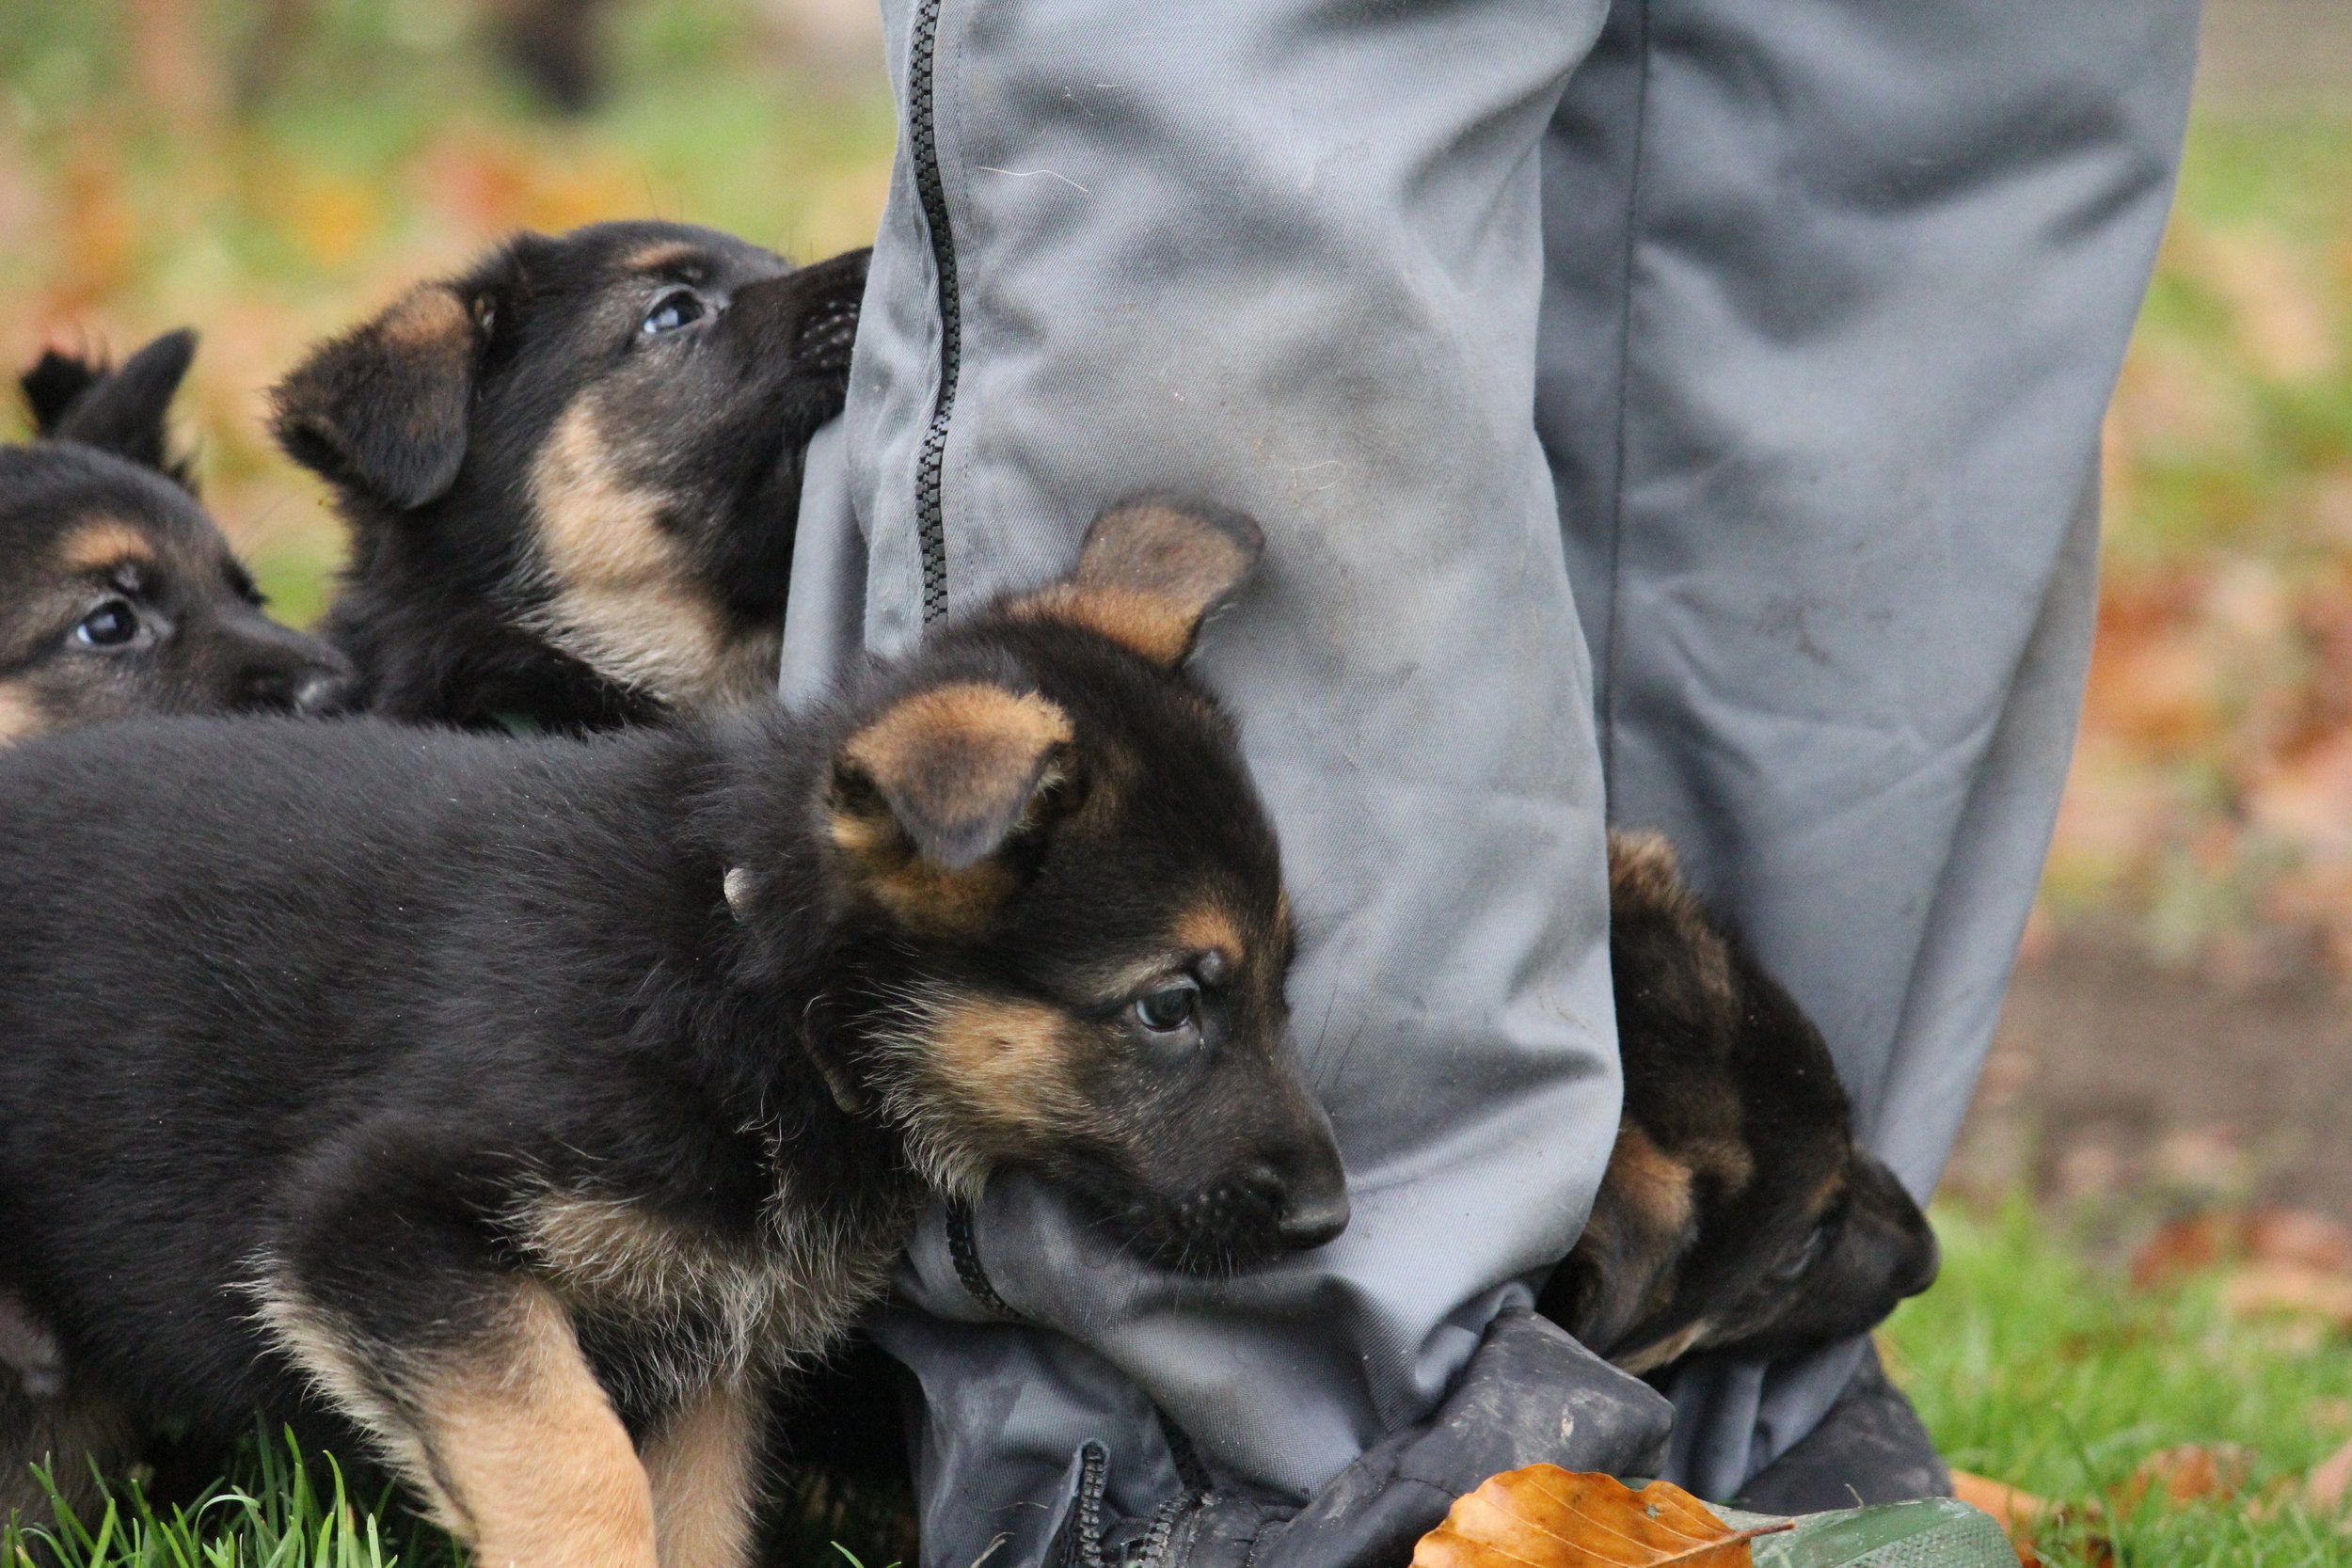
[0,0,2348,1227]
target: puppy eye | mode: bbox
[1130,982,1200,1035]
[642,291,707,335]
[74,599,140,648]
[1770,1220,1833,1282]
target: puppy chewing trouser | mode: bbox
[782,2,2201,1562]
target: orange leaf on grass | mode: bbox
[2222,1261,2352,1329]
[1949,1471,2113,1568]
[2115,1443,2252,1511]
[2300,1436,2352,1514]
[1412,1465,1789,1568]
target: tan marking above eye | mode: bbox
[1169,904,1248,972]
[623,241,708,277]
[56,520,158,576]
[519,401,779,708]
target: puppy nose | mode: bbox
[1277,1182,1350,1252]
[1896,1223,1942,1300]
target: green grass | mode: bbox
[1885,1201,2352,1565]
[2,1432,456,1568]
[14,1203,2352,1567]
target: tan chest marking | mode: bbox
[513,1192,893,1392]
[521,403,780,710]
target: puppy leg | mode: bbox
[643,1379,761,1568]
[0,1377,139,1529]
[262,1277,656,1568]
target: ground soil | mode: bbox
[1946,940,2352,1222]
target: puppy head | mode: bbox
[0,333,352,743]
[272,222,869,727]
[1542,832,1939,1373]
[733,497,1346,1275]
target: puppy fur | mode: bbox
[272,222,868,734]
[0,330,350,742]
[0,498,1346,1562]
[1539,832,1941,1376]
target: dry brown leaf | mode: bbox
[1950,1470,2048,1567]
[2223,1261,2352,1329]
[1412,1465,1789,1568]
[2131,1212,2234,1290]
[2132,1207,2352,1293]
[2113,1443,2253,1512]
[1949,1471,2113,1568]
[2301,1436,2352,1514]
[2246,1210,2352,1275]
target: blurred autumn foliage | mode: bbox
[0,0,894,619]
[2056,116,2352,978]
[5,4,2352,979]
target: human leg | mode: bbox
[1537,0,2201,1499]
[794,1,1670,1563]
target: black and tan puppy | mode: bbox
[1540,832,1940,1376]
[0,498,1346,1561]
[271,221,868,734]
[1,330,350,741]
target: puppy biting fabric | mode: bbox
[0,498,1344,1568]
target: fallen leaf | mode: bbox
[2223,1261,2352,1329]
[2132,1207,2352,1292]
[1949,1470,2112,1568]
[2246,1210,2352,1275]
[2114,1443,2253,1512]
[2302,1436,2352,1514]
[2131,1212,2234,1289]
[1413,1465,1789,1568]
[1950,1470,2048,1566]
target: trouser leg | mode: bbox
[812,2,1647,1564]
[1538,0,2201,1498]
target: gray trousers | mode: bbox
[782,1,2199,1561]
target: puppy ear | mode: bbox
[834,682,1073,873]
[21,345,104,436]
[1017,494,1265,667]
[28,330,200,491]
[270,283,483,510]
[1546,1123,1699,1364]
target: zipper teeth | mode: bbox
[945,1196,1018,1319]
[906,0,958,626]
[1074,1441,1110,1568]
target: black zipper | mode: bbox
[906,0,959,625]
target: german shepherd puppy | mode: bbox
[1,330,350,741]
[1540,832,1940,1375]
[0,498,1347,1563]
[270,222,867,735]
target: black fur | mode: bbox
[272,221,868,734]
[1539,833,1940,1375]
[0,331,351,742]
[0,499,1343,1554]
